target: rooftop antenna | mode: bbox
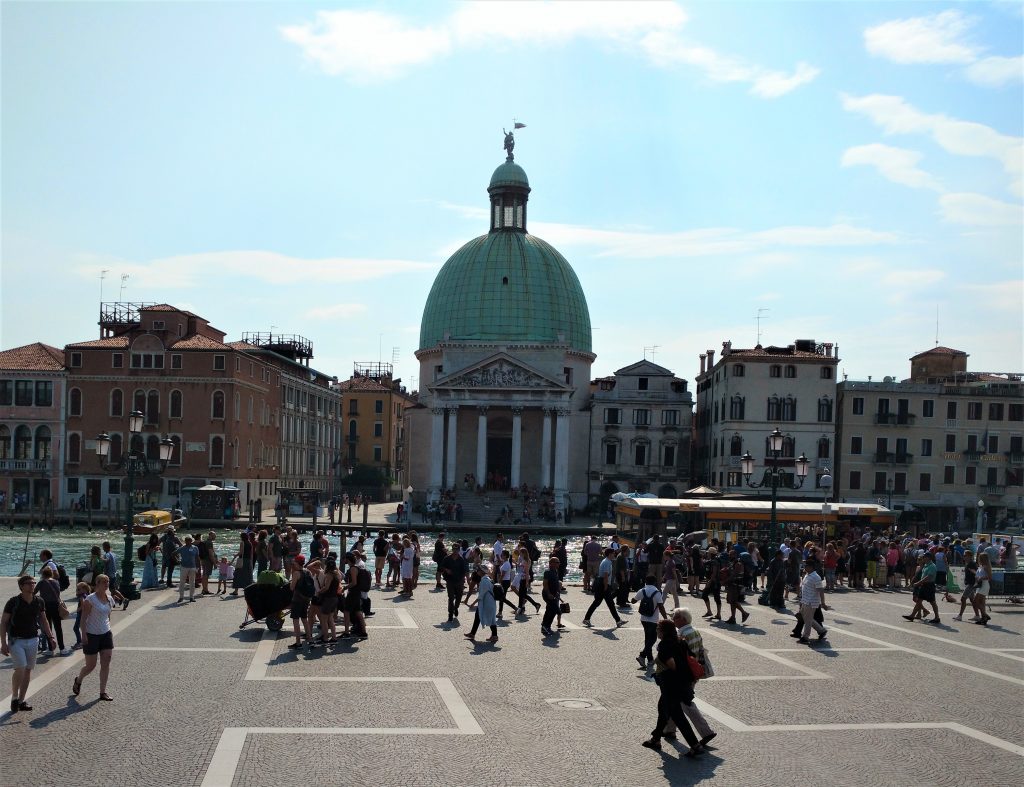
[391,346,401,363]
[119,273,129,301]
[643,345,659,360]
[756,308,770,345]
[935,304,939,347]
[99,269,109,304]
[378,333,384,363]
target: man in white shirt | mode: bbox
[582,549,625,627]
[797,558,829,644]
[492,533,504,564]
[779,540,792,559]
[632,574,667,669]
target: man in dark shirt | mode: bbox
[648,535,666,585]
[433,532,448,590]
[1,575,56,714]
[540,557,561,636]
[440,545,467,622]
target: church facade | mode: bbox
[407,138,595,515]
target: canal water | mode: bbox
[0,526,591,584]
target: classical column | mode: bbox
[540,407,553,489]
[510,407,523,489]
[445,407,458,489]
[553,407,570,502]
[429,407,445,499]
[476,407,488,485]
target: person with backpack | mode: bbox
[373,531,389,587]
[440,542,467,623]
[724,548,750,625]
[582,548,625,628]
[287,555,315,650]
[36,566,70,656]
[700,547,722,620]
[633,574,668,672]
[342,552,368,641]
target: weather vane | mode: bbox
[503,120,526,161]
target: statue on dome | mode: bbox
[503,128,515,160]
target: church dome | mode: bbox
[419,150,592,353]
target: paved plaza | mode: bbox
[1,575,1022,786]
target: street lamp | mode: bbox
[740,428,809,555]
[405,485,413,524]
[886,476,894,512]
[977,499,985,534]
[819,467,833,550]
[96,410,174,600]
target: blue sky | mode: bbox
[2,1,1021,387]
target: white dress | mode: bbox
[400,547,415,580]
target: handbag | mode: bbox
[82,571,94,585]
[58,600,71,620]
[686,652,705,680]
[699,648,714,678]
[559,602,570,614]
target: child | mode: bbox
[71,582,90,649]
[217,556,233,594]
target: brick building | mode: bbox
[0,343,67,507]
[63,303,281,511]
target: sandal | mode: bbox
[99,693,114,702]
[72,676,82,697]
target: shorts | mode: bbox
[586,560,600,577]
[375,556,386,572]
[976,580,990,596]
[319,596,338,616]
[8,637,38,669]
[83,631,114,656]
[917,584,936,603]
[290,597,310,619]
[201,560,214,577]
[345,591,361,614]
[960,586,976,602]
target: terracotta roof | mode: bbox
[338,376,396,393]
[169,334,230,350]
[226,341,261,351]
[141,304,200,317]
[910,346,967,360]
[66,336,130,349]
[0,342,65,371]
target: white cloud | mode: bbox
[939,192,1024,226]
[841,93,1024,196]
[639,32,819,97]
[280,11,450,82]
[75,250,439,289]
[864,10,978,64]
[965,55,1024,87]
[280,2,817,97]
[306,303,370,320]
[958,280,1024,312]
[841,143,944,191]
[864,10,1022,87]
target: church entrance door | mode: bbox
[487,437,512,491]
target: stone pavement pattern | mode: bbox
[1,575,1022,786]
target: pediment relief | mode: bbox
[435,354,570,391]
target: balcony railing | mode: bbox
[962,449,984,460]
[0,458,52,473]
[874,413,916,426]
[873,452,914,465]
[1006,451,1024,464]
[981,484,1006,495]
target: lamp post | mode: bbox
[740,428,809,555]
[886,476,894,512]
[95,410,174,600]
[405,485,413,524]
[819,467,833,550]
[976,499,985,535]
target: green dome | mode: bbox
[489,161,530,190]
[419,232,592,353]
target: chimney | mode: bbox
[707,349,715,367]
[722,340,732,356]
[824,342,833,358]
[699,354,706,374]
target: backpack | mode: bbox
[297,569,316,599]
[638,588,656,617]
[56,564,71,591]
[718,564,731,583]
[357,567,372,592]
[528,541,541,562]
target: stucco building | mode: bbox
[695,339,839,496]
[407,137,594,514]
[835,346,1023,529]
[0,343,67,507]
[588,360,693,502]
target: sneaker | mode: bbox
[541,627,553,636]
[952,615,963,621]
[60,648,72,656]
[636,655,647,668]
[789,632,801,638]
[699,732,717,747]
[796,637,811,644]
[616,620,626,627]
[582,619,592,627]
[556,623,566,629]
[970,615,981,622]
[902,614,916,621]
[641,739,661,751]
[10,699,18,714]
[817,630,828,641]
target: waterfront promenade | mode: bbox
[1,574,1022,786]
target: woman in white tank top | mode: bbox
[73,574,116,702]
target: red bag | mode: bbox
[686,652,705,680]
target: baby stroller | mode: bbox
[240,579,292,632]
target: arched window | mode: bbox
[212,390,225,419]
[68,433,81,463]
[248,396,253,424]
[247,439,253,468]
[349,419,358,438]
[0,425,10,458]
[144,434,159,461]
[781,436,795,458]
[770,365,782,378]
[732,364,745,377]
[169,390,182,419]
[14,425,31,459]
[110,433,123,464]
[234,392,240,421]
[110,389,124,418]
[34,426,51,460]
[233,438,239,468]
[818,437,830,459]
[130,434,144,455]
[169,435,181,465]
[820,366,833,379]
[817,397,833,423]
[134,389,146,414]
[785,365,797,378]
[782,396,797,422]
[767,396,781,421]
[729,396,745,420]
[69,388,82,417]
[210,436,224,467]
[730,435,743,456]
[146,390,159,425]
